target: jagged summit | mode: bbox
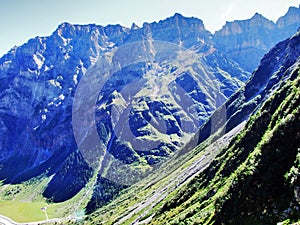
[285,4,300,15]
[163,12,206,29]
[214,5,300,72]
[249,12,276,28]
[277,5,300,30]
[251,12,270,20]
[130,22,140,30]
[0,8,300,219]
[173,12,183,17]
[217,12,275,36]
[86,28,300,225]
[55,22,101,33]
[0,9,250,205]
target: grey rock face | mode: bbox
[0,8,299,208]
[196,29,300,146]
[0,14,248,204]
[214,6,300,72]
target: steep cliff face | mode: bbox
[84,30,300,225]
[214,5,300,72]
[152,30,300,225]
[142,13,212,48]
[0,22,120,201]
[150,65,300,225]
[277,6,300,32]
[214,13,277,72]
[196,29,300,148]
[0,14,248,205]
[1,9,300,214]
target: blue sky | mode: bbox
[0,0,299,57]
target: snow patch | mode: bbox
[49,79,62,89]
[64,54,70,60]
[33,54,44,70]
[58,94,65,100]
[90,56,98,65]
[3,60,12,64]
[44,66,50,72]
[73,74,78,85]
[55,102,62,107]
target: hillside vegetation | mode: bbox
[81,66,300,224]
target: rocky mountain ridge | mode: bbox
[214,5,300,72]
[85,28,300,225]
[0,12,248,205]
[0,6,300,216]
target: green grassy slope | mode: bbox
[82,67,300,225]
[149,67,300,225]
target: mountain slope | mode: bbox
[0,14,248,209]
[196,28,300,147]
[0,9,300,218]
[153,65,300,224]
[214,5,300,72]
[145,32,300,225]
[84,30,300,224]
[151,65,300,225]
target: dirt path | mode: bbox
[115,122,246,224]
[0,122,245,225]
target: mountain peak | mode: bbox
[164,13,205,26]
[251,12,265,20]
[1,8,300,221]
[131,22,140,30]
[173,12,184,18]
[282,5,300,17]
[55,22,82,33]
[55,22,99,34]
[57,22,73,29]
[250,12,274,25]
[287,5,300,13]
[276,5,300,29]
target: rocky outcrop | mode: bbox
[0,14,248,205]
[214,5,300,72]
[277,6,300,32]
[86,29,300,224]
[0,8,300,211]
[196,29,300,146]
